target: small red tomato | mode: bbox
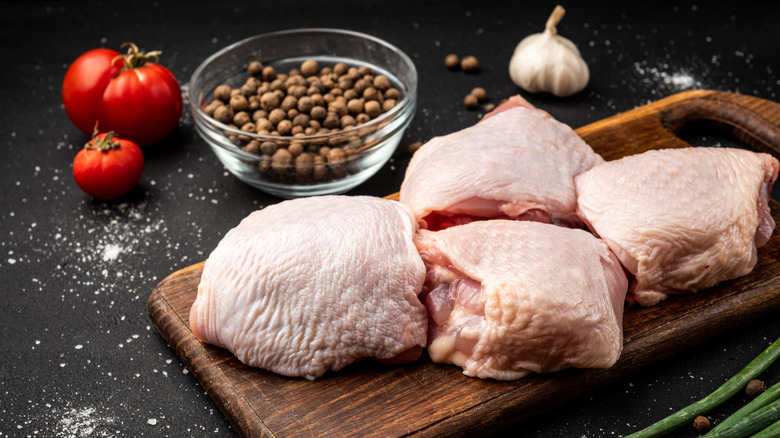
[62,42,182,146]
[73,131,144,200]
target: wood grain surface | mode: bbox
[148,90,780,438]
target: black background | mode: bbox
[2,1,779,436]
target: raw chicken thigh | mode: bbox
[189,196,428,380]
[415,220,628,380]
[575,147,779,306]
[399,95,603,230]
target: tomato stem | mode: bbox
[113,42,162,73]
[85,130,121,151]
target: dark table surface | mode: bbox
[2,1,780,437]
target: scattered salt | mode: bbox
[101,244,123,261]
[147,418,158,426]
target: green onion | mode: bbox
[751,418,780,438]
[706,380,780,434]
[704,397,780,437]
[626,335,780,438]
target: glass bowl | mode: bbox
[189,28,418,198]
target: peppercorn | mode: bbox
[329,100,348,117]
[243,140,261,154]
[333,62,348,76]
[301,59,319,77]
[240,83,256,97]
[281,95,298,112]
[213,84,232,102]
[692,416,710,434]
[297,96,314,113]
[347,98,364,115]
[365,87,381,102]
[292,113,310,128]
[338,76,353,90]
[328,147,347,178]
[247,95,261,111]
[340,115,357,129]
[204,100,221,117]
[260,141,277,156]
[230,94,249,112]
[277,119,293,136]
[464,94,479,109]
[364,100,381,118]
[408,141,423,155]
[248,61,263,76]
[213,105,234,124]
[445,53,460,69]
[382,99,396,111]
[262,66,276,81]
[471,87,487,101]
[746,379,766,399]
[233,111,251,127]
[310,106,327,121]
[461,55,479,72]
[323,112,340,129]
[271,148,293,175]
[295,152,314,182]
[373,75,391,91]
[288,141,304,157]
[268,108,287,126]
[240,122,256,135]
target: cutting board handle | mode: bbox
[658,90,780,156]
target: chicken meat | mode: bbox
[189,195,428,380]
[575,147,779,306]
[415,220,628,380]
[399,95,604,230]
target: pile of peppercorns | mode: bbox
[203,59,403,185]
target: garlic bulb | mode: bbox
[508,5,589,97]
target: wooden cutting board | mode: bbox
[148,90,780,438]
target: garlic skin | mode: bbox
[509,5,589,97]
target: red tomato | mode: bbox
[62,43,182,146]
[73,131,144,200]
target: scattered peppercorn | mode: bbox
[408,141,423,155]
[463,94,479,109]
[746,379,766,399]
[471,86,487,101]
[461,55,480,72]
[445,53,460,69]
[692,415,711,434]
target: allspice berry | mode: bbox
[463,94,479,109]
[471,87,488,101]
[746,379,766,399]
[301,59,319,77]
[408,141,423,155]
[461,55,479,72]
[248,61,263,76]
[445,53,460,69]
[692,416,711,434]
[214,84,232,102]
